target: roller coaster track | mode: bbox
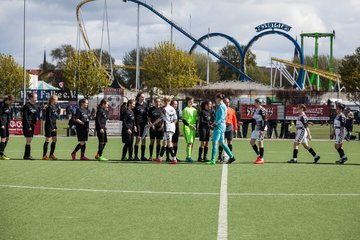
[271,57,341,82]
[123,0,250,80]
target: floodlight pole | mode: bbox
[135,3,140,90]
[23,0,27,104]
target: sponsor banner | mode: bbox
[89,120,121,136]
[9,119,41,135]
[240,105,278,120]
[285,105,330,120]
[104,88,124,120]
[21,90,78,101]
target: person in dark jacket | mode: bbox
[42,95,60,160]
[0,95,15,160]
[197,100,213,162]
[95,99,109,161]
[133,92,148,161]
[22,92,39,160]
[147,97,164,160]
[71,99,90,160]
[121,99,137,160]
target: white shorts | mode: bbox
[295,129,308,144]
[251,130,264,142]
[335,129,344,144]
[163,132,174,142]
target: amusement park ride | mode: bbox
[76,0,341,92]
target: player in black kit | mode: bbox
[147,97,164,160]
[22,92,39,160]
[42,95,60,160]
[133,92,148,161]
[95,99,109,161]
[197,100,213,162]
[71,99,90,160]
[0,95,14,160]
[121,100,137,160]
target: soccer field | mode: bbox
[0,136,359,240]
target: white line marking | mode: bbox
[217,164,228,240]
[0,184,217,196]
[0,184,359,196]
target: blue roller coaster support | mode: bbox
[189,32,247,80]
[243,30,305,89]
[123,0,250,81]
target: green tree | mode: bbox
[217,44,257,81]
[51,44,76,69]
[339,47,360,103]
[193,53,219,83]
[143,42,199,95]
[0,53,29,96]
[63,50,110,98]
[121,47,151,89]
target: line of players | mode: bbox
[0,92,350,164]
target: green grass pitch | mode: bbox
[0,124,359,240]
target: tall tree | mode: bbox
[120,47,151,89]
[339,47,360,104]
[143,42,199,95]
[217,44,257,81]
[51,44,76,69]
[0,53,29,96]
[63,50,110,98]
[193,53,219,83]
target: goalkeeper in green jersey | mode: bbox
[182,96,198,162]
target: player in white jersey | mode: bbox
[288,104,320,163]
[333,103,348,164]
[250,98,267,164]
[155,96,178,164]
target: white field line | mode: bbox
[217,164,228,240]
[0,184,359,196]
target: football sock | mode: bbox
[198,147,203,160]
[73,144,81,153]
[203,146,208,159]
[337,148,345,158]
[186,146,192,158]
[170,147,176,159]
[0,142,4,156]
[134,145,139,158]
[122,144,128,159]
[156,144,161,157]
[259,147,264,159]
[159,146,166,158]
[149,144,154,157]
[308,148,316,157]
[173,146,178,155]
[141,145,146,158]
[252,144,259,155]
[50,142,56,156]
[228,144,233,151]
[128,143,133,159]
[43,142,49,156]
[293,149,298,159]
[81,144,86,157]
[218,145,223,158]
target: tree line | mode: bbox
[0,43,359,102]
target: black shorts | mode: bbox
[150,128,163,140]
[225,124,234,141]
[0,126,9,138]
[135,123,146,137]
[76,126,89,142]
[97,130,108,143]
[199,126,210,142]
[44,124,57,138]
[172,127,179,143]
[23,125,35,138]
[122,131,134,144]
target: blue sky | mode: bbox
[0,0,359,69]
